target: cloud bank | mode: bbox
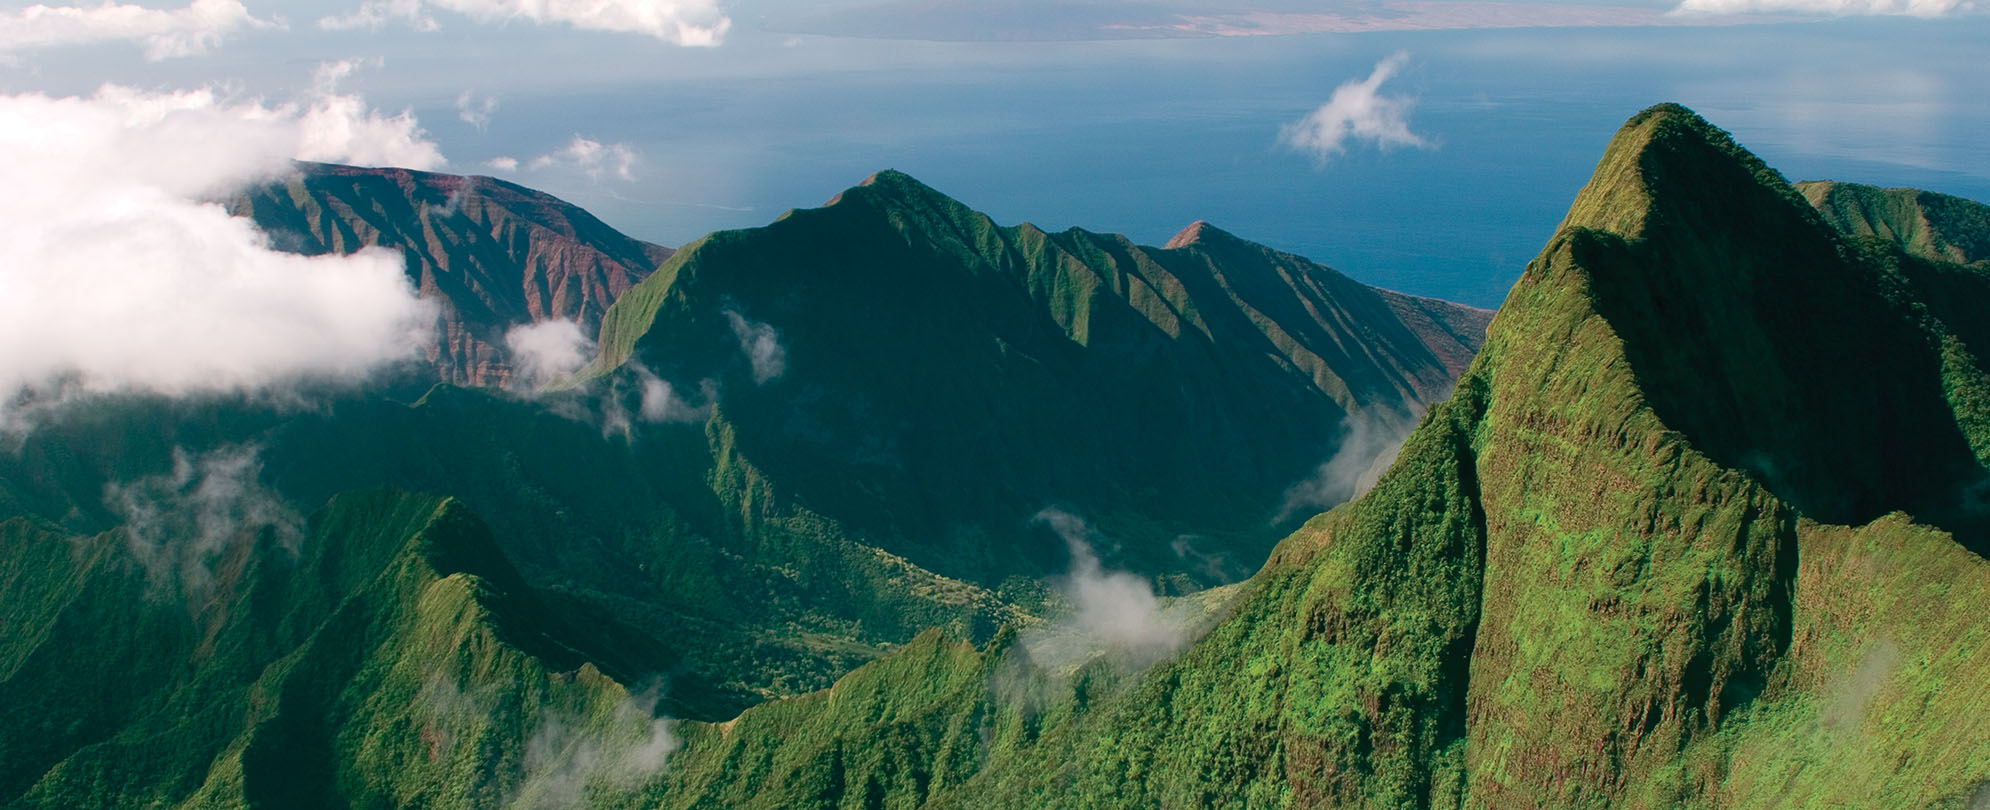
[1674,0,1971,15]
[0,0,272,60]
[320,0,731,45]
[0,74,442,416]
[1280,51,1430,165]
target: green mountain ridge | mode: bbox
[1799,179,1990,267]
[586,167,1489,585]
[0,166,1492,807]
[635,104,1990,808]
[11,102,1981,810]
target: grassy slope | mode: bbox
[0,166,1495,806]
[0,386,1020,720]
[649,105,1990,809]
[1799,180,1990,267]
[0,489,669,809]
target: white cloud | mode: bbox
[1027,509,1196,671]
[1674,0,1971,15]
[320,0,731,45]
[0,0,273,60]
[1273,412,1415,523]
[1279,52,1430,165]
[487,155,519,171]
[724,308,785,384]
[517,685,679,809]
[504,319,593,388]
[0,73,443,416]
[528,134,638,181]
[456,89,498,129]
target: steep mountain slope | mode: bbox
[589,170,1492,586]
[0,167,1495,806]
[1798,179,1990,266]
[0,489,677,809]
[225,163,673,386]
[645,105,1990,809]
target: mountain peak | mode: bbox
[1162,220,1236,250]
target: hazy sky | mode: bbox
[0,0,1984,313]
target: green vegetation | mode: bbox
[1800,179,1990,267]
[9,103,1983,810]
[0,165,1487,806]
[645,104,1990,809]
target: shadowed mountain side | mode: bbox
[225,162,673,386]
[589,169,1492,586]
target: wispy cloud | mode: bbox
[418,672,681,807]
[517,683,679,809]
[1021,509,1204,673]
[487,155,519,171]
[105,444,302,598]
[455,89,498,129]
[1274,411,1416,523]
[1674,0,1972,15]
[320,0,731,46]
[1279,51,1430,165]
[528,135,639,181]
[0,0,275,60]
[724,307,786,385]
[0,66,441,417]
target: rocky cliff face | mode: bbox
[226,163,672,386]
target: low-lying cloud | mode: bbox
[517,684,679,809]
[1024,509,1201,673]
[0,0,273,60]
[320,0,731,46]
[418,672,680,807]
[105,444,302,597]
[0,68,442,419]
[505,319,594,389]
[724,307,787,385]
[1274,411,1416,523]
[1279,51,1430,165]
[1674,0,1972,15]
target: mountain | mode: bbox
[224,162,674,386]
[589,168,1491,585]
[639,105,1990,808]
[0,169,1490,807]
[1799,179,1990,266]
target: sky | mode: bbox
[0,0,1984,410]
